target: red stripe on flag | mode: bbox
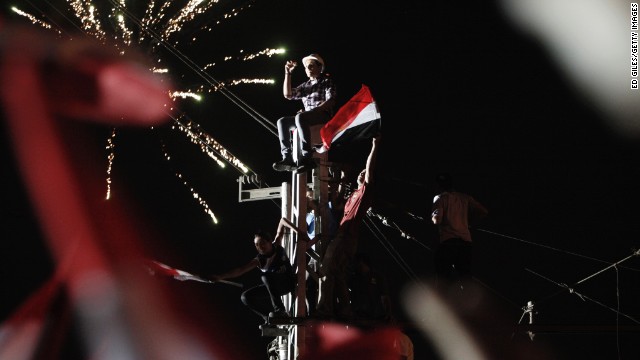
[321,84,375,150]
[146,260,180,277]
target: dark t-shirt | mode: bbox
[256,245,293,276]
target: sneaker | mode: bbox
[294,157,317,174]
[272,157,296,172]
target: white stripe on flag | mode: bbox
[331,101,381,143]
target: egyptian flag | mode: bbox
[320,84,381,151]
[145,260,243,287]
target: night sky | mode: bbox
[2,1,640,359]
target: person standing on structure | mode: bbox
[272,53,336,174]
[315,135,381,320]
[431,172,488,289]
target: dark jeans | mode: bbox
[435,238,472,285]
[276,109,330,159]
[241,273,295,321]
[317,232,357,317]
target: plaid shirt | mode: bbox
[291,74,336,112]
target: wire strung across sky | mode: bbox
[13,0,287,214]
[104,0,278,137]
[366,211,640,323]
[364,213,424,285]
[526,258,640,325]
[167,110,254,175]
[477,228,640,327]
[477,228,640,273]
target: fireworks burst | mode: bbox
[11,0,283,223]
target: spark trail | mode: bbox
[12,0,283,222]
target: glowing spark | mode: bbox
[11,7,62,34]
[160,144,219,224]
[21,0,267,220]
[105,127,117,200]
[189,79,275,94]
[203,48,285,69]
[229,78,276,85]
[172,116,251,174]
[193,4,254,39]
[69,1,107,41]
[240,48,286,61]
[163,0,220,42]
[140,0,172,42]
[191,189,219,224]
[171,92,202,101]
[113,12,133,46]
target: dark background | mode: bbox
[2,1,640,359]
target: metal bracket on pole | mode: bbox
[238,175,282,202]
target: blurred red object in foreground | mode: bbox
[300,322,403,360]
[0,23,243,360]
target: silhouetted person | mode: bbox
[431,173,488,289]
[316,135,381,320]
[207,219,300,323]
